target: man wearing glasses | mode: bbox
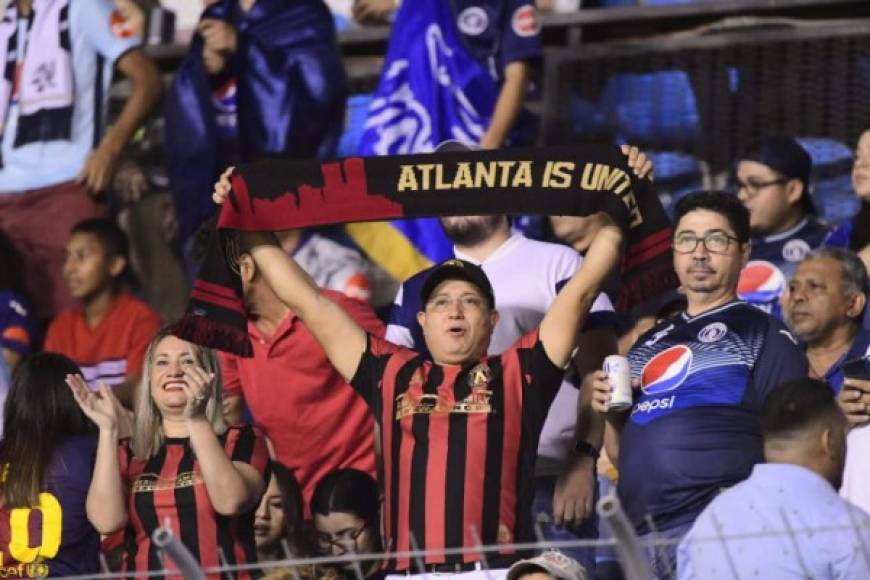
[734,136,846,318]
[780,247,870,515]
[590,191,807,578]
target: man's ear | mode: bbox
[846,291,867,320]
[785,179,804,208]
[739,241,752,269]
[239,254,256,283]
[489,308,500,329]
[416,311,427,330]
[820,425,834,458]
[109,256,127,278]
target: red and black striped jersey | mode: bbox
[119,425,269,579]
[351,330,563,571]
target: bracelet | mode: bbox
[571,440,600,461]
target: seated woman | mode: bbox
[0,353,99,577]
[311,469,384,580]
[68,326,269,579]
[257,462,312,562]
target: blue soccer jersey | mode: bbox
[619,301,808,534]
[737,216,844,319]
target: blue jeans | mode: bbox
[532,475,598,574]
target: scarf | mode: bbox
[174,144,678,356]
[164,0,347,240]
[0,0,73,167]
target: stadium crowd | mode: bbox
[0,0,868,579]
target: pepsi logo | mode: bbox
[457,7,488,36]
[697,322,727,343]
[737,261,786,304]
[641,345,692,395]
[511,5,541,37]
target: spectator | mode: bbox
[165,0,347,245]
[44,218,161,407]
[0,0,161,321]
[67,326,269,579]
[312,469,384,580]
[677,378,870,579]
[0,229,36,373]
[213,169,623,578]
[277,229,373,303]
[350,0,541,271]
[780,247,870,515]
[842,128,870,272]
[506,550,589,580]
[734,136,845,318]
[591,191,808,578]
[0,353,99,577]
[382,144,656,572]
[355,0,539,153]
[782,247,870,390]
[257,462,312,562]
[218,245,384,508]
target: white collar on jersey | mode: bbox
[680,299,743,322]
[761,216,809,243]
[453,232,525,266]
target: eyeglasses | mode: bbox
[734,177,789,197]
[316,524,368,551]
[673,232,740,255]
[426,294,484,313]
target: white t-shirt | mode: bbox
[0,0,140,192]
[386,233,615,473]
[841,425,870,514]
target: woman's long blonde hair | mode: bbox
[132,325,228,459]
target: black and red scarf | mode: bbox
[174,144,678,356]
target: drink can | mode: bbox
[603,355,633,411]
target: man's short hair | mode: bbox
[672,191,751,244]
[761,378,840,439]
[806,247,869,297]
[71,218,130,262]
[739,135,815,214]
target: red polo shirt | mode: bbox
[219,290,384,506]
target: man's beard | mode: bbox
[440,215,505,247]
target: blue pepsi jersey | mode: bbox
[450,0,542,77]
[0,436,99,578]
[620,301,808,534]
[821,327,870,392]
[737,216,844,319]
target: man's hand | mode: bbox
[353,0,396,25]
[199,18,237,55]
[553,454,595,529]
[213,166,235,205]
[113,159,149,203]
[590,369,637,416]
[621,144,654,181]
[839,378,870,429]
[79,144,121,196]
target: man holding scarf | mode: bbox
[210,166,624,578]
[0,0,161,320]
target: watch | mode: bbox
[571,440,600,461]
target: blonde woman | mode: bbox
[68,326,268,579]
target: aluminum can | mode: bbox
[603,355,633,411]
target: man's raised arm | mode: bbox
[214,171,367,382]
[539,224,623,369]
